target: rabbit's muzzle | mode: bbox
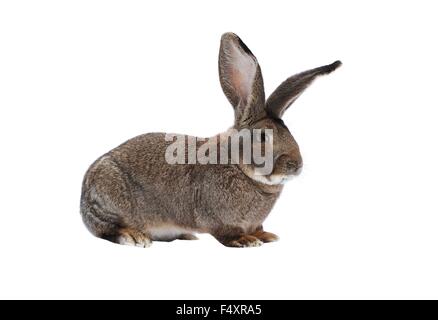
[276,154,303,176]
[286,159,303,175]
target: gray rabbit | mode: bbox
[80,32,341,247]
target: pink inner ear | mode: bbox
[229,43,256,103]
[230,69,247,102]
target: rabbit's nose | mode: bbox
[286,160,303,175]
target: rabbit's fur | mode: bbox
[80,33,341,247]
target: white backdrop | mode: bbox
[1,0,437,299]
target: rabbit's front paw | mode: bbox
[117,229,152,248]
[227,235,263,248]
[252,230,279,243]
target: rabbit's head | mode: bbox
[219,32,341,185]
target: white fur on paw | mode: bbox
[118,234,151,248]
[135,238,152,248]
[245,239,263,247]
[231,238,263,248]
[118,234,136,246]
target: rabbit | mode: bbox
[80,32,341,248]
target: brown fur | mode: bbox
[80,32,341,247]
[251,229,279,243]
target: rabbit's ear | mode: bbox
[266,61,342,118]
[219,33,266,126]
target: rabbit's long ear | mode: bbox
[219,33,266,126]
[266,61,342,118]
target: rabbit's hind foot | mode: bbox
[116,228,152,248]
